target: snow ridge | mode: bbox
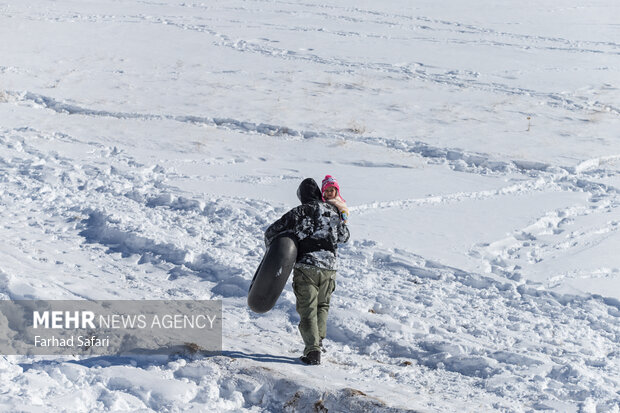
[7,89,620,181]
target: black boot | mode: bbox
[300,350,321,365]
[319,339,326,353]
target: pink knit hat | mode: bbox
[321,175,345,201]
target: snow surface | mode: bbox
[1,0,619,411]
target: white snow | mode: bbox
[1,0,619,411]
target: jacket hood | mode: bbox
[297,178,322,204]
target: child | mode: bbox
[321,175,349,224]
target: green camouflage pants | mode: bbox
[292,264,337,356]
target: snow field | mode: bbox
[1,120,619,411]
[1,0,620,411]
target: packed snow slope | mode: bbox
[1,0,619,412]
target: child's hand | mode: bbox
[327,197,349,223]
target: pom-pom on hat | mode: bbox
[321,175,345,201]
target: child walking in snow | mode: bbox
[264,176,350,365]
